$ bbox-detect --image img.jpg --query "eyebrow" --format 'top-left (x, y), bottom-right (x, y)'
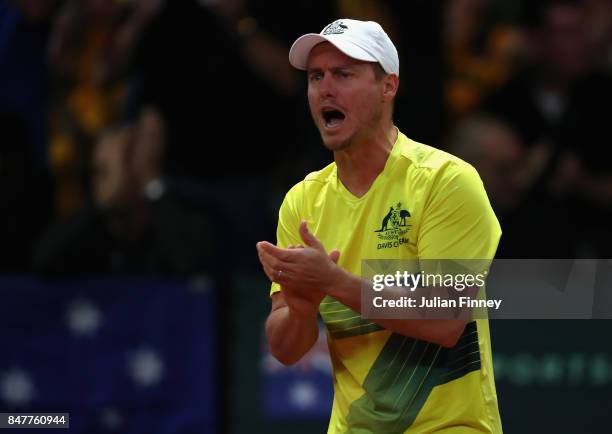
top-left (307, 64), bottom-right (359, 74)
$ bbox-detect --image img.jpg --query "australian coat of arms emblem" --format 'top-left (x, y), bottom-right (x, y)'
top-left (375, 202), bottom-right (411, 248)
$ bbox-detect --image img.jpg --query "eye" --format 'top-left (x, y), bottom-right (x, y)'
top-left (309, 72), bottom-right (323, 82)
top-left (337, 70), bottom-right (352, 79)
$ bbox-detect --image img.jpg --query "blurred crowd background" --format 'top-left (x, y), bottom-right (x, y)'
top-left (2, 0), bottom-right (612, 275)
top-left (1, 0), bottom-right (611, 433)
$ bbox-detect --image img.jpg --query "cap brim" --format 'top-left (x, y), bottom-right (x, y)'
top-left (289, 33), bottom-right (378, 70)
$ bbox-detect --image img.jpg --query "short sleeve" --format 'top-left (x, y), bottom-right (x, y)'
top-left (418, 162), bottom-right (502, 261)
top-left (269, 185), bottom-right (304, 296)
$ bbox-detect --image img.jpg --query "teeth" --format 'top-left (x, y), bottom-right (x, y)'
top-left (323, 110), bottom-right (344, 128)
top-left (327, 117), bottom-right (343, 127)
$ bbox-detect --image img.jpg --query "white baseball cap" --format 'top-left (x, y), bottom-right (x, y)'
top-left (289, 19), bottom-right (399, 76)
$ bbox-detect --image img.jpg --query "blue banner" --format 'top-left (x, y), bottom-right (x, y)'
top-left (0, 277), bottom-right (217, 433)
top-left (261, 324), bottom-right (333, 418)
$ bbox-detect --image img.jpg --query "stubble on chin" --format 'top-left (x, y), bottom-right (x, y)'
top-left (319, 105), bottom-right (382, 152)
top-left (320, 131), bottom-right (354, 152)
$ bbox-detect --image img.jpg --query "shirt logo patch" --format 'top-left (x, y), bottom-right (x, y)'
top-left (322, 21), bottom-right (348, 35)
top-left (375, 202), bottom-right (411, 249)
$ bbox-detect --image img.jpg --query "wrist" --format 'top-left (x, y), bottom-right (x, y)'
top-left (287, 302), bottom-right (319, 323)
top-left (326, 265), bottom-right (349, 297)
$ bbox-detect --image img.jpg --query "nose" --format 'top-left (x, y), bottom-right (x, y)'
top-left (317, 73), bottom-right (336, 99)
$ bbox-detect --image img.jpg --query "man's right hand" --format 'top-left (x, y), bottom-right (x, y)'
top-left (261, 243), bottom-right (339, 365)
top-left (258, 243), bottom-right (340, 318)
top-left (280, 287), bottom-right (324, 319)
top-left (283, 244), bottom-right (325, 317)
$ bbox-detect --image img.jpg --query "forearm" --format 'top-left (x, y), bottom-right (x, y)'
top-left (328, 269), bottom-right (467, 348)
top-left (241, 32), bottom-right (299, 95)
top-left (265, 306), bottom-right (319, 366)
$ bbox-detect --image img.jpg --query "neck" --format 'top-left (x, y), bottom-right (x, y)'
top-left (334, 121), bottom-right (397, 198)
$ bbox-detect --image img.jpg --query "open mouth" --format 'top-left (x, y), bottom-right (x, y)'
top-left (322, 108), bottom-right (346, 129)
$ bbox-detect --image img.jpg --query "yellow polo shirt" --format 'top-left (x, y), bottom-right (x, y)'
top-left (270, 129), bottom-right (502, 433)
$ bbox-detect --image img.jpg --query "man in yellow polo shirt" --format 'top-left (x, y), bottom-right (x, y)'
top-left (256, 19), bottom-right (503, 433)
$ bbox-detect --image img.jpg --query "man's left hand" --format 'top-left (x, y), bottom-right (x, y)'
top-left (256, 221), bottom-right (342, 293)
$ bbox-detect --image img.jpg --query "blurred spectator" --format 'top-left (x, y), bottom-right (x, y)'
top-left (444, 0), bottom-right (526, 121)
top-left (136, 0), bottom-right (308, 183)
top-left (477, 0), bottom-right (612, 258)
top-left (485, 0), bottom-right (589, 147)
top-left (448, 116), bottom-right (528, 212)
top-left (338, 0), bottom-right (446, 144)
top-left (135, 0), bottom-right (336, 269)
top-left (0, 0), bottom-right (59, 271)
top-left (47, 0), bottom-right (162, 216)
top-left (481, 0), bottom-right (596, 258)
top-left (32, 106), bottom-right (213, 275)
top-left (560, 71), bottom-right (612, 257)
top-left (583, 0), bottom-right (612, 71)
top-left (0, 113), bottom-right (53, 272)
top-left (0, 0), bottom-right (61, 165)
top-left (446, 115), bottom-right (543, 257)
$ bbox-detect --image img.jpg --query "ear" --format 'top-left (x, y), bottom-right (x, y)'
top-left (382, 74), bottom-right (399, 102)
